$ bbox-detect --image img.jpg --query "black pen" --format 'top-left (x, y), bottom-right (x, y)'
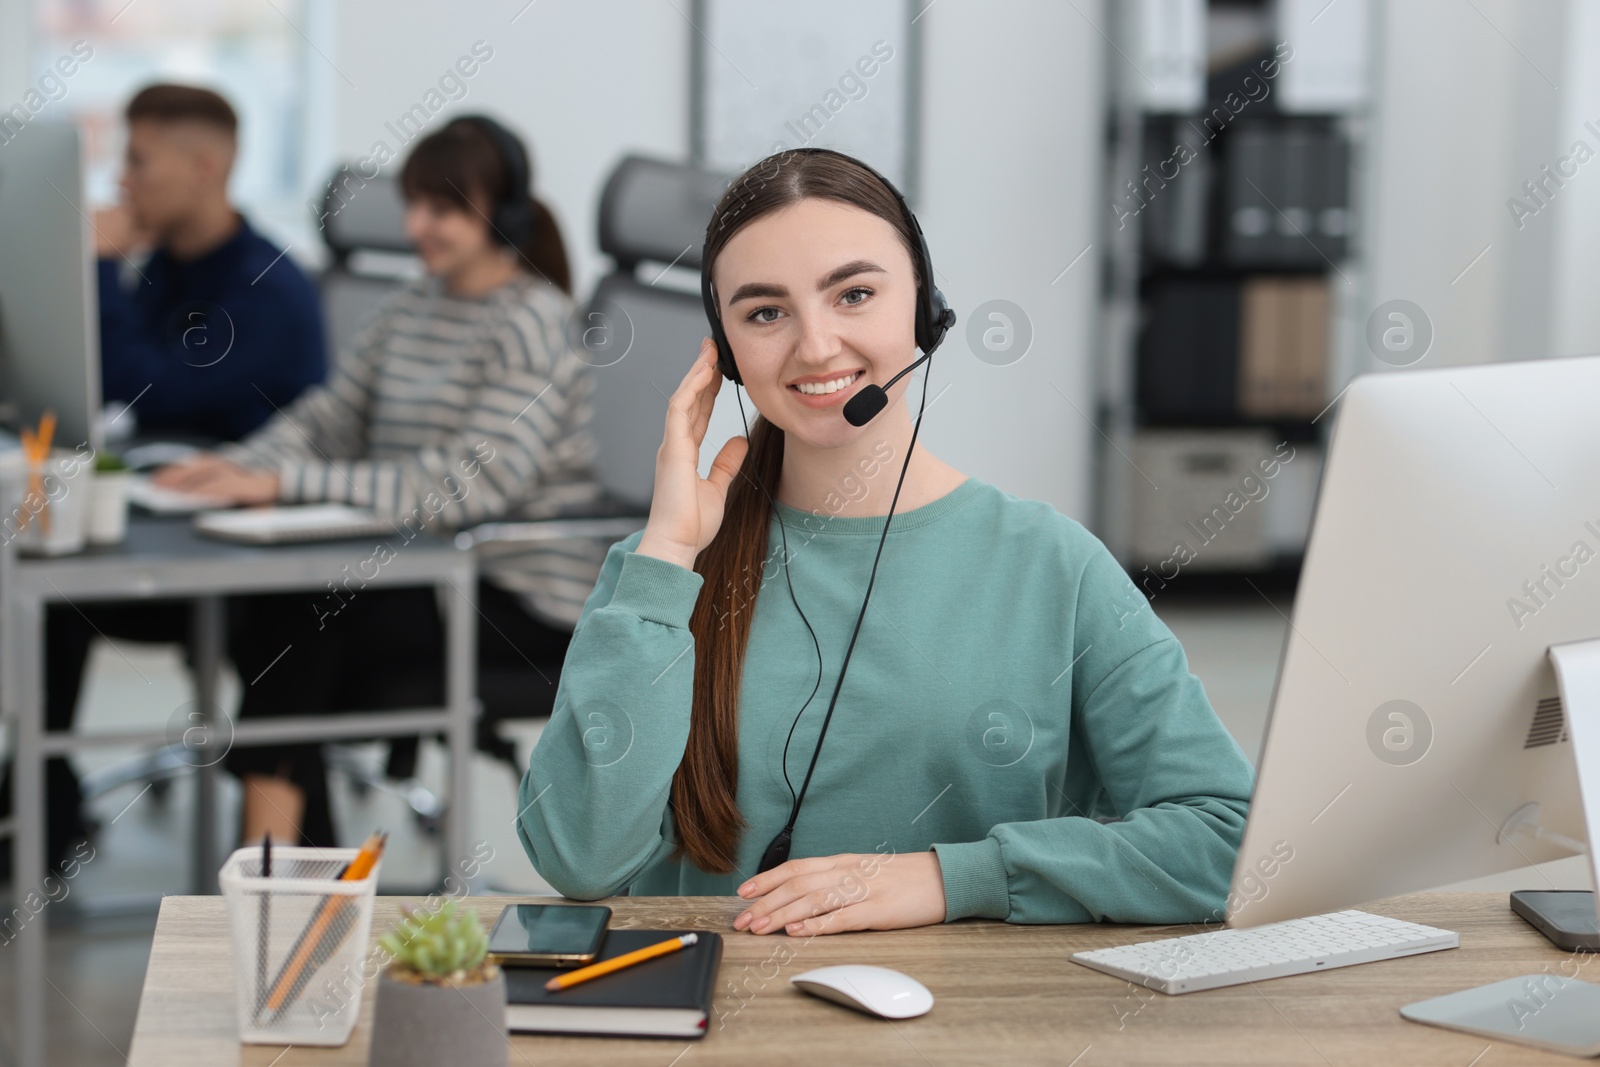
top-left (255, 832), bottom-right (272, 1022)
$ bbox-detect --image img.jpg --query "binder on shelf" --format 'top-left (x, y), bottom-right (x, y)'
top-left (1137, 277), bottom-right (1242, 421)
top-left (1275, 0), bottom-right (1371, 113)
top-left (1311, 132), bottom-right (1352, 260)
top-left (1237, 276), bottom-right (1329, 418)
top-left (1225, 124), bottom-right (1277, 264)
top-left (1127, 0), bottom-right (1207, 111)
top-left (1223, 120), bottom-right (1350, 268)
top-left (1239, 277), bottom-right (1287, 417)
top-left (1277, 125), bottom-right (1315, 262)
top-left (1140, 117), bottom-right (1210, 266)
top-left (1289, 277), bottom-right (1330, 414)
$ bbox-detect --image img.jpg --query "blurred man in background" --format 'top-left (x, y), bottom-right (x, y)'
top-left (93, 82), bottom-right (326, 439)
top-left (0, 84), bottom-right (328, 878)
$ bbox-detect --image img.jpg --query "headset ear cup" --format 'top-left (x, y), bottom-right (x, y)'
top-left (458, 115), bottom-right (536, 248)
top-left (494, 199), bottom-right (536, 249)
top-left (927, 288), bottom-right (954, 353)
top-left (916, 287), bottom-right (953, 355)
top-left (701, 250), bottom-right (741, 384)
top-left (717, 340), bottom-right (741, 385)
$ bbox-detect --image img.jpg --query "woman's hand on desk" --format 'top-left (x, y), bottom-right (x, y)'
top-left (152, 455), bottom-right (280, 506)
top-left (636, 339), bottom-right (749, 570)
top-left (732, 851), bottom-right (947, 937)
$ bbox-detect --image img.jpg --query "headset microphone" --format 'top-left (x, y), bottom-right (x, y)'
top-left (842, 351), bottom-right (933, 427)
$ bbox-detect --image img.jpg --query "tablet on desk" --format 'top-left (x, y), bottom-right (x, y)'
top-left (193, 504), bottom-right (398, 544)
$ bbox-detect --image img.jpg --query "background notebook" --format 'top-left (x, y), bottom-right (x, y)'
top-left (502, 929), bottom-right (723, 1038)
top-left (192, 503), bottom-right (397, 544)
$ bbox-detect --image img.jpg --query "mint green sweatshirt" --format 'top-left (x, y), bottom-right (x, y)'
top-left (516, 477), bottom-right (1256, 924)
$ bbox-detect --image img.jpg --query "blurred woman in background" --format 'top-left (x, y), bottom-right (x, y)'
top-left (156, 116), bottom-right (608, 846)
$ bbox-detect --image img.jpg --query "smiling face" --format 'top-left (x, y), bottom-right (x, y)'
top-left (712, 197), bottom-right (919, 448)
top-left (403, 193), bottom-right (499, 278)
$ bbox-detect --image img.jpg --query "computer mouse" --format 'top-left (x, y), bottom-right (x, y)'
top-left (790, 965), bottom-right (934, 1019)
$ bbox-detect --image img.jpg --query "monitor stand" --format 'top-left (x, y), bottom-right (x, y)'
top-left (1399, 637), bottom-right (1600, 1057)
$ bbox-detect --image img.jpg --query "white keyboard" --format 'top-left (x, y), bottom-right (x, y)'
top-left (1071, 909), bottom-right (1459, 994)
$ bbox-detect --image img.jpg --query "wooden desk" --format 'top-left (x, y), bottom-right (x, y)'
top-left (127, 892), bottom-right (1596, 1065)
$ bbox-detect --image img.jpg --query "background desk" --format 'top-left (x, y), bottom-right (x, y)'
top-left (0, 515), bottom-right (478, 1067)
top-left (128, 892), bottom-right (1594, 1066)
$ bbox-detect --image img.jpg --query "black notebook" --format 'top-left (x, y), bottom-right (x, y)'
top-left (503, 929), bottom-right (723, 1038)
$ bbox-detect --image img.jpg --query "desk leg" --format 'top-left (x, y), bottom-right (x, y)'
top-left (443, 568), bottom-right (475, 886)
top-left (10, 591), bottom-right (46, 1067)
top-left (191, 597), bottom-right (223, 894)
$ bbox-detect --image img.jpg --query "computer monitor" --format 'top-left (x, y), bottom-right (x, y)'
top-left (1228, 353), bottom-right (1600, 932)
top-left (0, 122), bottom-right (102, 451)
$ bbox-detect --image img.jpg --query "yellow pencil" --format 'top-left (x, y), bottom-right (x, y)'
top-left (545, 932), bottom-right (698, 992)
top-left (264, 830), bottom-right (387, 1016)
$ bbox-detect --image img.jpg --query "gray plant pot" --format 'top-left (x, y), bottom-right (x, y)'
top-left (368, 968), bottom-right (507, 1067)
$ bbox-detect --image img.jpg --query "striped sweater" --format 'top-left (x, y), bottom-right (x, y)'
top-left (221, 273), bottom-right (610, 627)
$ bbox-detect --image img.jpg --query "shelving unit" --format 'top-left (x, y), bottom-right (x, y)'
top-left (1094, 0), bottom-right (1371, 590)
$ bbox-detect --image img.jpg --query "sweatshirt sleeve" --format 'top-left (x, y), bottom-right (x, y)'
top-left (515, 531), bottom-right (707, 900)
top-left (219, 328), bottom-right (377, 472)
top-left (229, 296), bottom-right (575, 527)
top-left (932, 544), bottom-right (1256, 925)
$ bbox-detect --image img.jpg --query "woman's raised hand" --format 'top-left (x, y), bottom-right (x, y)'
top-left (635, 339), bottom-right (750, 570)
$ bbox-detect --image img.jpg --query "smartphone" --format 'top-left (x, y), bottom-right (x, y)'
top-left (1510, 890), bottom-right (1600, 952)
top-left (487, 903), bottom-right (611, 966)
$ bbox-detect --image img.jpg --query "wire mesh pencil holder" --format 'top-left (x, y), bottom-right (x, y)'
top-left (219, 846), bottom-right (382, 1046)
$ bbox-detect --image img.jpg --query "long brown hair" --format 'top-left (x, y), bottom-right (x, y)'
top-left (672, 150), bottom-right (924, 873)
top-left (399, 118), bottom-right (572, 295)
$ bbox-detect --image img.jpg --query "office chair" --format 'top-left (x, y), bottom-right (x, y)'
top-left (316, 164), bottom-right (419, 360)
top-left (459, 153), bottom-right (734, 764)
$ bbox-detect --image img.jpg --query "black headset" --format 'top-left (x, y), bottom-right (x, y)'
top-left (697, 148), bottom-right (957, 873)
top-left (454, 114), bottom-right (539, 249)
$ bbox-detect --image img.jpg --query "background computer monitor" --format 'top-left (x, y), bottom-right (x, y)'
top-left (1229, 354), bottom-right (1600, 929)
top-left (0, 122), bottom-right (102, 451)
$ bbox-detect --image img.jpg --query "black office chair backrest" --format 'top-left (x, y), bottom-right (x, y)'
top-left (315, 168), bottom-right (417, 361)
top-left (582, 155), bottom-right (732, 507)
top-left (597, 155), bottom-right (729, 271)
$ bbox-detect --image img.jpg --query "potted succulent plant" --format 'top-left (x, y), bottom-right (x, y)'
top-left (368, 900), bottom-right (507, 1067)
top-left (87, 450), bottom-right (133, 546)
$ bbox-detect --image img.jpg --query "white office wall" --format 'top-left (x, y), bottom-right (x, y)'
top-left (913, 0), bottom-right (1104, 520)
top-left (326, 0), bottom-right (690, 298)
top-left (1358, 0), bottom-right (1580, 371)
top-left (690, 1), bottom-right (1104, 522)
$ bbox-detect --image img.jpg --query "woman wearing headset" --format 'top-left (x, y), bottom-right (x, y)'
top-left (517, 149), bottom-right (1255, 935)
top-left (156, 117), bottom-right (605, 847)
